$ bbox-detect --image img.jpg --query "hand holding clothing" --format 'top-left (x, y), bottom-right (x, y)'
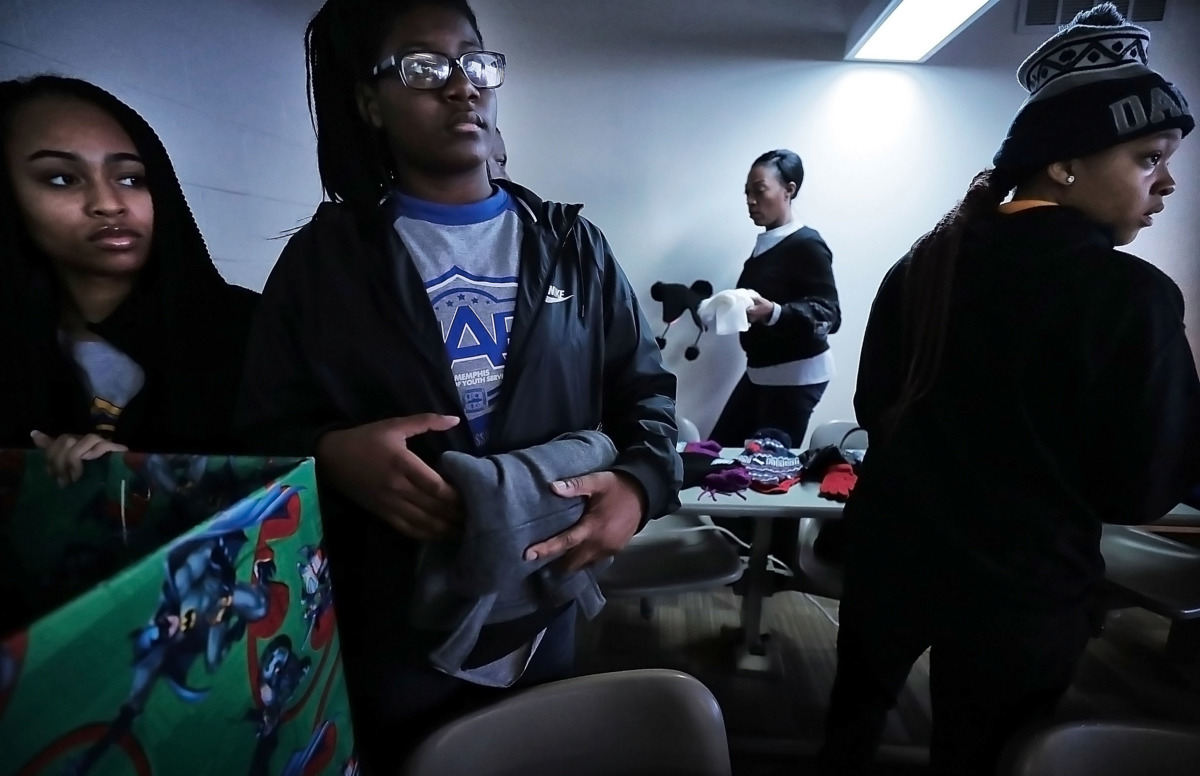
top-left (524, 470), bottom-right (647, 572)
top-left (315, 413), bottom-right (463, 540)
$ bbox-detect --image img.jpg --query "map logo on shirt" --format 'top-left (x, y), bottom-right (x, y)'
top-left (425, 267), bottom-right (517, 445)
top-left (391, 185), bottom-right (523, 450)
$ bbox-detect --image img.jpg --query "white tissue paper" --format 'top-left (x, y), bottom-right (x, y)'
top-left (697, 288), bottom-right (757, 335)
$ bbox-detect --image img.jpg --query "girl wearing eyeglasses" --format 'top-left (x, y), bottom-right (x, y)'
top-left (0, 76), bottom-right (257, 481)
top-left (237, 1), bottom-right (681, 768)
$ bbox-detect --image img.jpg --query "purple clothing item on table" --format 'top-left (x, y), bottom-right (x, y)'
top-left (700, 465), bottom-right (751, 501)
top-left (683, 439), bottom-right (723, 457)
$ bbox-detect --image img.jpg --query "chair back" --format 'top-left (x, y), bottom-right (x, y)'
top-left (678, 417), bottom-right (702, 443)
top-left (1006, 721), bottom-right (1200, 776)
top-left (403, 669), bottom-right (733, 776)
top-left (807, 420), bottom-right (867, 452)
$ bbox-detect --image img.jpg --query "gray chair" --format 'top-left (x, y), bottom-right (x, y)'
top-left (1005, 720), bottom-right (1200, 776)
top-left (1098, 525), bottom-right (1200, 660)
top-left (597, 417), bottom-right (744, 618)
top-left (678, 416), bottom-right (701, 444)
top-left (794, 514), bottom-right (845, 599)
top-left (402, 669), bottom-right (733, 776)
top-left (807, 419), bottom-right (867, 452)
top-left (597, 514), bottom-right (746, 617)
top-left (789, 420), bottom-right (866, 600)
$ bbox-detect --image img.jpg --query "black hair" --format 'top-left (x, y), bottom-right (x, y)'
top-left (0, 75), bottom-right (214, 289)
top-left (305, 0), bottom-right (483, 211)
top-left (885, 168), bottom-right (1016, 431)
top-left (0, 75), bottom-right (233, 445)
top-left (752, 149), bottom-right (804, 199)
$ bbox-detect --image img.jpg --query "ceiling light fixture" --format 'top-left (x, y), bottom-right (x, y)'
top-left (847, 0), bottom-right (1003, 63)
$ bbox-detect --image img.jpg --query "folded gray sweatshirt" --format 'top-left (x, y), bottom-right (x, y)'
top-left (411, 430), bottom-right (618, 675)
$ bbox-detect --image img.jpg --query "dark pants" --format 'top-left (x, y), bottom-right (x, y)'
top-left (710, 376), bottom-right (827, 567)
top-left (348, 607), bottom-right (577, 776)
top-left (818, 574), bottom-right (1092, 776)
top-left (710, 374), bottom-right (827, 450)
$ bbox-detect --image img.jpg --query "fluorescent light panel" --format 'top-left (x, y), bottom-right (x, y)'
top-left (849, 0), bottom-right (1001, 63)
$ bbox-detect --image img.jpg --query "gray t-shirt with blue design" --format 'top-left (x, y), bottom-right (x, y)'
top-left (391, 188), bottom-right (521, 451)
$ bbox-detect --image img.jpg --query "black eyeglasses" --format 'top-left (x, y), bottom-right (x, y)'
top-left (372, 50), bottom-right (506, 90)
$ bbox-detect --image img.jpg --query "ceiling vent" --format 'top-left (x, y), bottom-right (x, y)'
top-left (1017, 0), bottom-right (1169, 32)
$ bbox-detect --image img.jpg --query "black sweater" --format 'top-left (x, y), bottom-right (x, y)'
top-left (847, 206), bottom-right (1200, 611)
top-left (0, 247), bottom-right (257, 454)
top-left (735, 227), bottom-right (840, 368)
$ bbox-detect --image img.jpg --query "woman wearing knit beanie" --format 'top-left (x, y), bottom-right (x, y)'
top-left (819, 5), bottom-right (1200, 774)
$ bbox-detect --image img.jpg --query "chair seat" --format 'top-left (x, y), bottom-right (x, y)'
top-left (790, 517), bottom-right (844, 600)
top-left (598, 516), bottom-right (744, 598)
top-left (1007, 720), bottom-right (1200, 776)
top-left (1100, 525), bottom-right (1200, 620)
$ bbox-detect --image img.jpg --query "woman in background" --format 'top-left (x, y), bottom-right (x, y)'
top-left (710, 148), bottom-right (840, 566)
top-left (710, 149), bottom-right (840, 451)
top-left (820, 6), bottom-right (1200, 774)
top-left (0, 76), bottom-right (257, 482)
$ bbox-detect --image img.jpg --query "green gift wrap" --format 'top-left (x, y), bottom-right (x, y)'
top-left (0, 451), bottom-right (358, 775)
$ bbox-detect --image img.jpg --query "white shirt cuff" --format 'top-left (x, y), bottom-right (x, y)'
top-left (766, 303), bottom-right (783, 326)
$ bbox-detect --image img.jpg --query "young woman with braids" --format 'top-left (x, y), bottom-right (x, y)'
top-left (235, 0), bottom-right (680, 769)
top-left (0, 76), bottom-right (257, 483)
top-left (820, 6), bottom-right (1200, 775)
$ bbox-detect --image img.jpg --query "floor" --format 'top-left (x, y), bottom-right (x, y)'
top-left (575, 585), bottom-right (1200, 775)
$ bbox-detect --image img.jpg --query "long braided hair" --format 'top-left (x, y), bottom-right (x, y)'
top-left (0, 75), bottom-right (233, 445)
top-left (0, 75), bottom-right (219, 296)
top-left (304, 0), bottom-right (483, 212)
top-left (884, 168), bottom-right (1017, 431)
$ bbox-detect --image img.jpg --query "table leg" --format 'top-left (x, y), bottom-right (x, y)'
top-left (740, 516), bottom-right (774, 657)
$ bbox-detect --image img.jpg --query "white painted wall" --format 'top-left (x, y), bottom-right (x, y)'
top-left (475, 0), bottom-right (1200, 440)
top-left (3, 0), bottom-right (1197, 442)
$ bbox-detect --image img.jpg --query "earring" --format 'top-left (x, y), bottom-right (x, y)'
top-left (1065, 174), bottom-right (1075, 185)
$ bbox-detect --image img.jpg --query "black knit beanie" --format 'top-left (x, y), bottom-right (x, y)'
top-left (992, 3), bottom-right (1192, 184)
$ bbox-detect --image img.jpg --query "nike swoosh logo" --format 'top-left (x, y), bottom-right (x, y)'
top-left (545, 295), bottom-right (574, 304)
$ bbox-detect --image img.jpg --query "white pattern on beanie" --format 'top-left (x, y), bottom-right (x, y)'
top-left (1018, 5), bottom-right (1153, 104)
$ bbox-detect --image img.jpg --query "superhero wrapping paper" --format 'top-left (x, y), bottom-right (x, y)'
top-left (0, 451), bottom-right (358, 776)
